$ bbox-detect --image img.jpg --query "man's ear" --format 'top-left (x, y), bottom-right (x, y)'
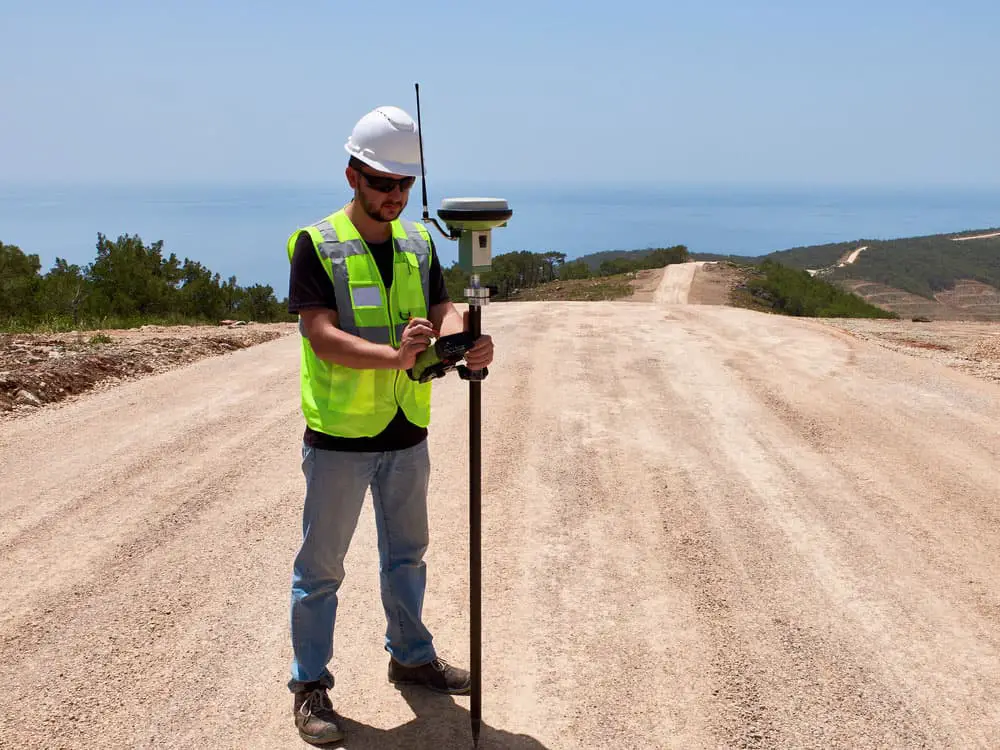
top-left (345, 165), bottom-right (358, 189)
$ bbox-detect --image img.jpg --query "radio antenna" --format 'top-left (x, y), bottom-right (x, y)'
top-left (414, 82), bottom-right (452, 239)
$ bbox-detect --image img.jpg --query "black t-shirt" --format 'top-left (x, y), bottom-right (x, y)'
top-left (287, 227), bottom-right (450, 452)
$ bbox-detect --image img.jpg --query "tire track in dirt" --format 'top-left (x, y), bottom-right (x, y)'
top-left (611, 309), bottom-right (931, 748)
top-left (530, 304), bottom-right (713, 747)
top-left (677, 306), bottom-right (1000, 747)
top-left (475, 302), bottom-right (565, 743)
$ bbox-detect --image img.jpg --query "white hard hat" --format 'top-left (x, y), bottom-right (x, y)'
top-left (344, 105), bottom-right (423, 177)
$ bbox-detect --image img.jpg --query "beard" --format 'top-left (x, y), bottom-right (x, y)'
top-left (357, 189), bottom-right (406, 223)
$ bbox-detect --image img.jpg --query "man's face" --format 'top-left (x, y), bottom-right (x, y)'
top-left (347, 163), bottom-right (415, 223)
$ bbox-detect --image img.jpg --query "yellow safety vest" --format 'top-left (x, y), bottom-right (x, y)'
top-left (286, 209), bottom-right (434, 438)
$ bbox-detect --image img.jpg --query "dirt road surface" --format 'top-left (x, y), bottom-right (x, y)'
top-left (3, 265), bottom-right (1000, 749)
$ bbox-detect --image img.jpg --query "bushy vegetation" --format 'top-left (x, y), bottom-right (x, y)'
top-left (4, 232), bottom-right (687, 332)
top-left (736, 260), bottom-right (897, 318)
top-left (1, 235), bottom-right (294, 333)
top-left (572, 245), bottom-right (690, 274)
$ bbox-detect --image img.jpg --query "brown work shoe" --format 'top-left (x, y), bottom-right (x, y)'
top-left (293, 685), bottom-right (345, 745)
top-left (387, 656), bottom-right (472, 695)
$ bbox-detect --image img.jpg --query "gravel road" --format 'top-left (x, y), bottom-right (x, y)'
top-left (2, 264), bottom-right (1000, 749)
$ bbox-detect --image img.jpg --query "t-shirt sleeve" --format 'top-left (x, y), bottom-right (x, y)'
top-left (428, 237), bottom-right (450, 306)
top-left (288, 230), bottom-right (337, 314)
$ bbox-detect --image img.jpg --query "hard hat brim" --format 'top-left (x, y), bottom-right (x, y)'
top-left (344, 144), bottom-right (424, 178)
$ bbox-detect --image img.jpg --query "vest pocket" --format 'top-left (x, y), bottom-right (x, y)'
top-left (328, 366), bottom-right (376, 415)
top-left (350, 282), bottom-right (383, 309)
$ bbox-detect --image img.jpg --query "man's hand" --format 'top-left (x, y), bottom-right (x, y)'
top-left (396, 317), bottom-right (438, 370)
top-left (462, 310), bottom-right (495, 371)
top-left (465, 333), bottom-right (494, 371)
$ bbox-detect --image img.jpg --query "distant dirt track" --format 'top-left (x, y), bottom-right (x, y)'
top-left (654, 260), bottom-right (707, 304)
top-left (2, 266), bottom-right (1000, 749)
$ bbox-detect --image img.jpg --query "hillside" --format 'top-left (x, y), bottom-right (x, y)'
top-left (759, 228), bottom-right (1000, 320)
top-left (729, 260), bottom-right (896, 319)
top-left (767, 228), bottom-right (1000, 294)
top-left (578, 226), bottom-right (1000, 320)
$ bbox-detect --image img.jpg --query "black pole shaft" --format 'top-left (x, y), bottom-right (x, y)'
top-left (469, 300), bottom-right (482, 748)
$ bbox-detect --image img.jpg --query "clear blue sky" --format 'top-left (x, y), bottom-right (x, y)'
top-left (2, 0), bottom-right (998, 188)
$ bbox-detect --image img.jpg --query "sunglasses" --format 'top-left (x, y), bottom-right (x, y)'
top-left (356, 169), bottom-right (416, 194)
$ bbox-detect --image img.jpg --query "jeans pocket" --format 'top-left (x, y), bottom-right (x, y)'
top-left (301, 444), bottom-right (315, 478)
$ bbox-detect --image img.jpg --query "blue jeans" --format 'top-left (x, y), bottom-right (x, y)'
top-left (288, 440), bottom-right (436, 692)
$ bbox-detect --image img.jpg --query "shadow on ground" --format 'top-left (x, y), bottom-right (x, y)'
top-left (321, 685), bottom-right (552, 749)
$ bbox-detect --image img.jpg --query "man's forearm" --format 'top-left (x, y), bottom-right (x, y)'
top-left (434, 303), bottom-right (465, 336)
top-left (307, 326), bottom-right (400, 370)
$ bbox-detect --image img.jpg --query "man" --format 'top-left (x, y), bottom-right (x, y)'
top-left (284, 104), bottom-right (494, 745)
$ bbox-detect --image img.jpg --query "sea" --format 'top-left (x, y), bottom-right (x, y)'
top-left (1, 181), bottom-right (998, 298)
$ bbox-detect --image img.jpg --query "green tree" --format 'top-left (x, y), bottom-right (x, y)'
top-left (541, 251), bottom-right (566, 282)
top-left (0, 241), bottom-right (42, 320)
top-left (559, 259), bottom-right (591, 280)
top-left (238, 283), bottom-right (281, 321)
top-left (646, 245), bottom-right (690, 267)
top-left (221, 275), bottom-right (243, 316)
top-left (443, 263), bottom-right (468, 302)
top-left (482, 253), bottom-right (521, 298)
top-left (177, 259), bottom-right (226, 320)
top-left (39, 258), bottom-right (90, 325)
top-left (2, 232), bottom-right (303, 331)
top-left (86, 233), bottom-right (175, 318)
top-left (599, 258), bottom-right (635, 276)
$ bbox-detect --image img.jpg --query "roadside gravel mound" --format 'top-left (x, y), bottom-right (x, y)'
top-left (0, 323), bottom-right (294, 418)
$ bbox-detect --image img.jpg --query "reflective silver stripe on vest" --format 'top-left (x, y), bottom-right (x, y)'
top-left (311, 219), bottom-right (431, 345)
top-left (395, 221), bottom-right (431, 343)
top-left (319, 237), bottom-right (367, 338)
top-left (314, 218), bottom-right (336, 242)
top-left (397, 219), bottom-right (432, 305)
top-left (353, 326), bottom-right (392, 344)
